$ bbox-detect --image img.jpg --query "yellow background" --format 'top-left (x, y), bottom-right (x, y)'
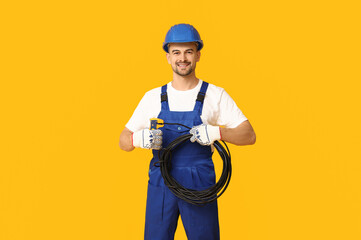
top-left (1, 0), bottom-right (360, 239)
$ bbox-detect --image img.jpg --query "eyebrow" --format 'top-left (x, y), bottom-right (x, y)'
top-left (171, 48), bottom-right (195, 53)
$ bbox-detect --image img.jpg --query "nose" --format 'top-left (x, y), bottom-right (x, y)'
top-left (180, 53), bottom-right (187, 62)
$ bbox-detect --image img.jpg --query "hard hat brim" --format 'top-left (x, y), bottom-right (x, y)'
top-left (163, 40), bottom-right (203, 53)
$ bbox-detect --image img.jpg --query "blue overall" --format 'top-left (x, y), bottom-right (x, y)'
top-left (144, 81), bottom-right (220, 240)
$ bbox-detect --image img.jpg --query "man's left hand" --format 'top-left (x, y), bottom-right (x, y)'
top-left (189, 124), bottom-right (221, 146)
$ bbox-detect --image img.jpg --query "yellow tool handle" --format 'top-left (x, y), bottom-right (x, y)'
top-left (149, 118), bottom-right (164, 130)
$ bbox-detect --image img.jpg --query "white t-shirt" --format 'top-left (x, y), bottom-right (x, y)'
top-left (125, 80), bottom-right (248, 133)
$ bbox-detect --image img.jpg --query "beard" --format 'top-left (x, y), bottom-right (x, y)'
top-left (172, 63), bottom-right (195, 76)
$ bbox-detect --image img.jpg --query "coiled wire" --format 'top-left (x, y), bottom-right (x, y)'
top-left (157, 128), bottom-right (232, 206)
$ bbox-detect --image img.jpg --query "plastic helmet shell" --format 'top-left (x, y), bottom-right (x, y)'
top-left (163, 24), bottom-right (203, 53)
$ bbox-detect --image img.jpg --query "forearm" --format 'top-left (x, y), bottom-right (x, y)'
top-left (220, 120), bottom-right (256, 146)
top-left (119, 128), bottom-right (135, 152)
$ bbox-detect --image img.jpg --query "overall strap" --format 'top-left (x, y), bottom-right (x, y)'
top-left (194, 81), bottom-right (209, 115)
top-left (160, 84), bottom-right (169, 111)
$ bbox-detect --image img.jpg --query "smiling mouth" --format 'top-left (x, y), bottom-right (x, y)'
top-left (177, 62), bottom-right (190, 68)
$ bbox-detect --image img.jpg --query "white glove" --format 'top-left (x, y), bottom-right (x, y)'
top-left (132, 129), bottom-right (163, 150)
top-left (189, 124), bottom-right (221, 146)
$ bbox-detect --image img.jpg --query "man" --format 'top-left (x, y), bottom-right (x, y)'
top-left (119, 23), bottom-right (256, 240)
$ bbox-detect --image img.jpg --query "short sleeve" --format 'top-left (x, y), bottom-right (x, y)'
top-left (216, 90), bottom-right (248, 128)
top-left (125, 92), bottom-right (153, 133)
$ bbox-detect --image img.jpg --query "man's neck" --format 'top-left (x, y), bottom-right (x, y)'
top-left (171, 73), bottom-right (199, 91)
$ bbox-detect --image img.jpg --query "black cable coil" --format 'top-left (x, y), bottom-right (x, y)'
top-left (157, 132), bottom-right (232, 206)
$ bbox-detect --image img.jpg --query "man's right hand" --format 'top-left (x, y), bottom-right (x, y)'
top-left (132, 129), bottom-right (163, 150)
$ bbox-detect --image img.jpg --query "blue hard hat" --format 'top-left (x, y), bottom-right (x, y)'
top-left (163, 24), bottom-right (203, 53)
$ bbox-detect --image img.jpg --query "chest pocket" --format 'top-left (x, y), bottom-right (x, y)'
top-left (160, 120), bottom-right (194, 147)
top-left (161, 121), bottom-right (212, 157)
top-left (163, 124), bottom-right (190, 134)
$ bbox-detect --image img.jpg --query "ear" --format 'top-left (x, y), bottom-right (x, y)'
top-left (196, 51), bottom-right (201, 62)
top-left (166, 53), bottom-right (171, 64)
